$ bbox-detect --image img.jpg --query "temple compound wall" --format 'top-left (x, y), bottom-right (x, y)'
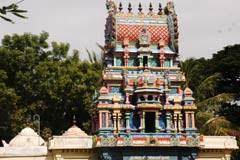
top-left (0, 127), bottom-right (238, 160)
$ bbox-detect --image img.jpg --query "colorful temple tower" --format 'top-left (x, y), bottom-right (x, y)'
top-left (94, 1), bottom-right (200, 159)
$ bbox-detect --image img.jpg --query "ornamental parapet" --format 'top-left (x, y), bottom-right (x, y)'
top-left (137, 103), bottom-right (163, 109)
top-left (164, 105), bottom-right (182, 110)
top-left (109, 66), bottom-right (181, 71)
top-left (168, 73), bottom-right (186, 82)
top-left (135, 87), bottom-right (163, 94)
top-left (97, 103), bottom-right (135, 110)
top-left (183, 105), bottom-right (197, 110)
top-left (48, 136), bottom-right (93, 150)
top-left (103, 72), bottom-right (123, 80)
top-left (94, 133), bottom-right (201, 148)
top-left (103, 67), bottom-right (185, 82)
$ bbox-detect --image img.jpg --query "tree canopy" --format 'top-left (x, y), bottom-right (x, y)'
top-left (181, 45), bottom-right (240, 102)
top-left (181, 44), bottom-right (240, 159)
top-left (0, 32), bottom-right (102, 141)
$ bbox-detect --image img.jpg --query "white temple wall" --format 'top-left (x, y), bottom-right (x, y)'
top-left (0, 157), bottom-right (47, 160)
top-left (197, 150), bottom-right (231, 160)
top-left (50, 149), bottom-right (92, 160)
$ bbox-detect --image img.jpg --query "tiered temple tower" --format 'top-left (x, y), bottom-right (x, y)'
top-left (94, 1), bottom-right (200, 159)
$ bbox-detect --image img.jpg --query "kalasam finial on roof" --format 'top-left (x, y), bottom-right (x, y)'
top-left (138, 3), bottom-right (143, 13)
top-left (128, 2), bottom-right (132, 13)
top-left (118, 2), bottom-right (123, 12)
top-left (149, 2), bottom-right (153, 12)
top-left (72, 115), bottom-right (77, 126)
top-left (158, 3), bottom-right (163, 15)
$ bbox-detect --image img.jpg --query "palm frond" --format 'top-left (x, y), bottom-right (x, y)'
top-left (96, 42), bottom-right (105, 52)
top-left (92, 51), bottom-right (97, 63)
top-left (197, 93), bottom-right (235, 112)
top-left (86, 49), bottom-right (93, 63)
top-left (12, 12), bottom-right (27, 19)
top-left (0, 15), bottom-right (13, 23)
top-left (0, 0), bottom-right (27, 23)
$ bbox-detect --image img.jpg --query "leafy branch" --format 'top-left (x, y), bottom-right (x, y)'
top-left (0, 0), bottom-right (27, 23)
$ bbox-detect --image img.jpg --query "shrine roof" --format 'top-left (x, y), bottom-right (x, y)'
top-left (62, 125), bottom-right (88, 137)
top-left (0, 127), bottom-right (47, 157)
top-left (48, 119), bottom-right (92, 150)
top-left (115, 13), bottom-right (170, 44)
top-left (8, 127), bottom-right (45, 147)
top-left (105, 1), bottom-right (179, 53)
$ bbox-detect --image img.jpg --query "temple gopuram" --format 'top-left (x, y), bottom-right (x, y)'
top-left (0, 1), bottom-right (238, 160)
top-left (94, 1), bottom-right (199, 159)
top-left (92, 0), bottom-right (239, 159)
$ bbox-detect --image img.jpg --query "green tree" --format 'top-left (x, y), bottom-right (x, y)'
top-left (181, 58), bottom-right (211, 100)
top-left (0, 32), bottom-right (101, 141)
top-left (0, 70), bottom-right (19, 141)
top-left (210, 45), bottom-right (240, 94)
top-left (181, 44), bottom-right (240, 159)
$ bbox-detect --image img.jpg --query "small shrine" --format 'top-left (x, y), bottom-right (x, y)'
top-left (0, 127), bottom-right (47, 160)
top-left (48, 117), bottom-right (93, 160)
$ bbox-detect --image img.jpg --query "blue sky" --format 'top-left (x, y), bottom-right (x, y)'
top-left (1, 0), bottom-right (240, 59)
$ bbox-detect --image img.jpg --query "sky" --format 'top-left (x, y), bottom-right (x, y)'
top-left (1, 0), bottom-right (240, 59)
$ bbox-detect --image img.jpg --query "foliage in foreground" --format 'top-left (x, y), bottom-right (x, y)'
top-left (0, 32), bottom-right (102, 141)
top-left (0, 1), bottom-right (27, 23)
top-left (181, 44), bottom-right (240, 159)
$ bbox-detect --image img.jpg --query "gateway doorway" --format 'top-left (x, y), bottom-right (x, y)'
top-left (143, 56), bottom-right (148, 67)
top-left (145, 112), bottom-right (155, 133)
